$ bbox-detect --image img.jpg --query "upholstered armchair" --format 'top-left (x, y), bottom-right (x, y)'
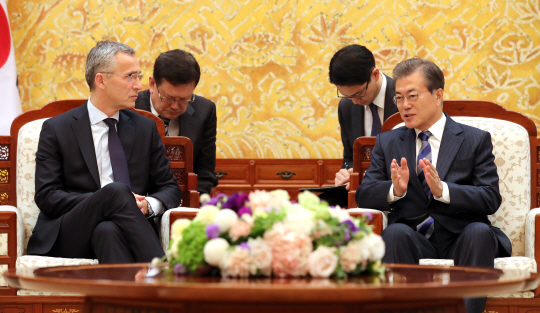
top-left (348, 100), bottom-right (540, 308)
top-left (0, 100), bottom-right (198, 303)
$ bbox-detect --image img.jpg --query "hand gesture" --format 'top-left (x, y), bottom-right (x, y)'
top-left (419, 158), bottom-right (443, 198)
top-left (133, 193), bottom-right (149, 215)
top-left (391, 158), bottom-right (409, 197)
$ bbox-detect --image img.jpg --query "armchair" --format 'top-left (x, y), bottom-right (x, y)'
top-left (349, 100), bottom-right (540, 308)
top-left (0, 100), bottom-right (198, 308)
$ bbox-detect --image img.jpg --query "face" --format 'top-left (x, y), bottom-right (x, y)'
top-left (335, 68), bottom-right (380, 106)
top-left (149, 77), bottom-right (196, 119)
top-left (100, 52), bottom-right (142, 111)
top-left (395, 70), bottom-right (443, 131)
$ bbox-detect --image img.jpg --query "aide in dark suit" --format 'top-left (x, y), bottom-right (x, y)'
top-left (27, 41), bottom-right (181, 264)
top-left (356, 58), bottom-right (510, 313)
top-left (321, 45), bottom-right (398, 207)
top-left (134, 49), bottom-right (217, 195)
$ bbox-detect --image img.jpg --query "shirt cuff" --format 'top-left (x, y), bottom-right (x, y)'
top-left (146, 197), bottom-right (164, 217)
top-left (434, 182), bottom-right (450, 204)
top-left (388, 184), bottom-right (406, 203)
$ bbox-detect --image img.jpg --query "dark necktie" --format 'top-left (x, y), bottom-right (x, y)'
top-left (417, 130), bottom-right (434, 238)
top-left (369, 103), bottom-right (381, 136)
top-left (159, 116), bottom-right (170, 136)
top-left (103, 118), bottom-right (131, 188)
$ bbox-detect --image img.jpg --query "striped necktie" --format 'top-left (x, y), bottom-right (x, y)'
top-left (417, 130), bottom-right (434, 238)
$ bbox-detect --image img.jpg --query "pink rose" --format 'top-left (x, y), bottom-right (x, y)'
top-left (247, 237), bottom-right (273, 276)
top-left (229, 214), bottom-right (254, 241)
top-left (249, 190), bottom-right (288, 213)
top-left (340, 239), bottom-right (370, 272)
top-left (219, 246), bottom-right (256, 278)
top-left (308, 246), bottom-right (338, 278)
top-left (264, 223), bottom-right (312, 277)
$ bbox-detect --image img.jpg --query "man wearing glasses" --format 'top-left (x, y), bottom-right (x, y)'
top-left (28, 41), bottom-right (181, 263)
top-left (135, 49), bottom-right (218, 196)
top-left (320, 44), bottom-right (398, 207)
top-left (356, 58), bottom-right (510, 313)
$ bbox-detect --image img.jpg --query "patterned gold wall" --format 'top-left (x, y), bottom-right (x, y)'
top-left (7, 0), bottom-right (540, 159)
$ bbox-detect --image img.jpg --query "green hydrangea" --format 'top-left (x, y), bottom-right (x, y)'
top-left (173, 221), bottom-right (208, 272)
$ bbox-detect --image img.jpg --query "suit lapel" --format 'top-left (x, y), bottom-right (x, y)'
top-left (437, 115), bottom-right (464, 181)
top-left (179, 103), bottom-right (195, 137)
top-left (118, 110), bottom-right (136, 163)
top-left (399, 128), bottom-right (425, 197)
top-left (71, 103), bottom-right (100, 188)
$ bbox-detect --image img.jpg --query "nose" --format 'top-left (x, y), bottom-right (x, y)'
top-left (351, 97), bottom-right (362, 105)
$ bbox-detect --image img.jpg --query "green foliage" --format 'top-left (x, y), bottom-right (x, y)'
top-left (250, 209), bottom-right (286, 238)
top-left (172, 221), bottom-right (208, 273)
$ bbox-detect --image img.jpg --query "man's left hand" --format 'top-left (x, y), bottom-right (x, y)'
top-left (419, 158), bottom-right (443, 198)
top-left (133, 193), bottom-right (149, 215)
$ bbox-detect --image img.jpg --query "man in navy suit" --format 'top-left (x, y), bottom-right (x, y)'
top-left (319, 45), bottom-right (398, 207)
top-left (356, 58), bottom-right (511, 313)
top-left (27, 41), bottom-right (181, 263)
top-left (135, 49), bottom-right (218, 195)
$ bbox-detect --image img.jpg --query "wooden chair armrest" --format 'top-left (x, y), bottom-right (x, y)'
top-left (348, 209), bottom-right (384, 236)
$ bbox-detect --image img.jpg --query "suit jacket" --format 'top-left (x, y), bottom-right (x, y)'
top-left (355, 114), bottom-right (511, 256)
top-left (135, 90), bottom-right (218, 195)
top-left (338, 74), bottom-right (398, 169)
top-left (28, 103), bottom-right (181, 255)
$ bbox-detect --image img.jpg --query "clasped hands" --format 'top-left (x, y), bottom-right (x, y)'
top-left (132, 193), bottom-right (149, 215)
top-left (391, 157), bottom-right (443, 198)
top-left (335, 168), bottom-right (354, 190)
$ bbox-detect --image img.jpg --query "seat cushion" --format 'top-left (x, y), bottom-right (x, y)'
top-left (16, 255), bottom-right (98, 296)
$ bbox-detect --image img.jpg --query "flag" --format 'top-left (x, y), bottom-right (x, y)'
top-left (0, 0), bottom-right (21, 136)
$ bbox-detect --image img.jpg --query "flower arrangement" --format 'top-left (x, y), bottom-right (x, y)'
top-left (166, 190), bottom-right (385, 278)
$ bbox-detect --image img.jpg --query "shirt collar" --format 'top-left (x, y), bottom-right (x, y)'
top-left (87, 98), bottom-right (120, 125)
top-left (414, 113), bottom-right (446, 141)
top-left (371, 73), bottom-right (387, 109)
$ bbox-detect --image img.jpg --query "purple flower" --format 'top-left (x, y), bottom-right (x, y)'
top-left (291, 200), bottom-right (298, 204)
top-left (206, 224), bottom-right (220, 239)
top-left (238, 206), bottom-right (252, 216)
top-left (364, 212), bottom-right (373, 222)
top-left (207, 193), bottom-right (228, 205)
top-left (329, 206), bottom-right (338, 210)
top-left (222, 192), bottom-right (249, 212)
top-left (239, 242), bottom-right (251, 251)
top-left (222, 193), bottom-right (239, 210)
top-left (340, 219), bottom-right (359, 233)
top-left (174, 263), bottom-right (187, 275)
top-left (344, 228), bottom-right (350, 241)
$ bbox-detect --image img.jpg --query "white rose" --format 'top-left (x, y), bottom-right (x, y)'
top-left (167, 237), bottom-right (181, 259)
top-left (170, 218), bottom-right (191, 241)
top-left (248, 237), bottom-right (273, 276)
top-left (213, 209), bottom-right (238, 233)
top-left (194, 205), bottom-right (220, 225)
top-left (283, 204), bottom-right (315, 235)
top-left (204, 238), bottom-right (230, 266)
top-left (365, 233), bottom-right (385, 261)
top-left (308, 246), bottom-right (338, 278)
top-left (329, 208), bottom-right (351, 222)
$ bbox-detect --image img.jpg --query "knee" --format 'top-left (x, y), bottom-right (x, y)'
top-left (382, 223), bottom-right (417, 247)
top-left (93, 221), bottom-right (121, 243)
top-left (98, 183), bottom-right (136, 207)
top-left (462, 222), bottom-right (494, 242)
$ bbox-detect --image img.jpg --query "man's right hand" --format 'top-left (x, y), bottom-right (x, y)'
top-left (335, 168), bottom-right (353, 190)
top-left (391, 158), bottom-right (409, 197)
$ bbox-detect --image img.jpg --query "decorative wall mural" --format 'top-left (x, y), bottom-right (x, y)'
top-left (7, 0), bottom-right (540, 158)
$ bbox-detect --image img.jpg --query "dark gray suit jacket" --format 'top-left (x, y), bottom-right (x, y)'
top-left (337, 74), bottom-right (398, 169)
top-left (355, 114), bottom-right (511, 256)
top-left (135, 90), bottom-right (218, 195)
top-left (28, 103), bottom-right (181, 255)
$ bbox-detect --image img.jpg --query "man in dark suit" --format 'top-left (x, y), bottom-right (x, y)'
top-left (320, 45), bottom-right (398, 207)
top-left (356, 58), bottom-right (511, 313)
top-left (135, 49), bottom-right (217, 195)
top-left (27, 41), bottom-right (181, 263)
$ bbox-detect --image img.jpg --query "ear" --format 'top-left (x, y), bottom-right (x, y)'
top-left (436, 88), bottom-right (444, 107)
top-left (95, 73), bottom-right (107, 90)
top-left (149, 76), bottom-right (156, 93)
top-left (372, 68), bottom-right (380, 82)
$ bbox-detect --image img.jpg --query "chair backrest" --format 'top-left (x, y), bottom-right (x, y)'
top-left (0, 99), bottom-right (198, 253)
top-left (350, 100), bottom-right (539, 257)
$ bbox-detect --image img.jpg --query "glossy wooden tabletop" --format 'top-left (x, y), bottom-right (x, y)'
top-left (4, 264), bottom-right (539, 303)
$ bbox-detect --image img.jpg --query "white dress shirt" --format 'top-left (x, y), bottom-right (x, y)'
top-left (388, 113), bottom-right (450, 203)
top-left (364, 74), bottom-right (387, 136)
top-left (87, 99), bottom-right (162, 216)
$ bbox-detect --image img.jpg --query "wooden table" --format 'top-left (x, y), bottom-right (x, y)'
top-left (4, 264), bottom-right (539, 313)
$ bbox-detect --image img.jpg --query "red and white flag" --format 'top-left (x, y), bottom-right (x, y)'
top-left (0, 0), bottom-right (21, 136)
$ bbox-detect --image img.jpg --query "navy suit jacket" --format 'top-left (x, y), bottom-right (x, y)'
top-left (355, 114), bottom-right (511, 256)
top-left (28, 103), bottom-right (181, 255)
top-left (135, 90), bottom-right (218, 195)
top-left (338, 74), bottom-right (398, 169)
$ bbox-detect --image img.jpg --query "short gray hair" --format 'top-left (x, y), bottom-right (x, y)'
top-left (85, 40), bottom-right (136, 91)
top-left (392, 57), bottom-right (445, 93)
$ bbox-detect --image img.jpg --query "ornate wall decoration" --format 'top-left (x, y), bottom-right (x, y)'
top-left (7, 0), bottom-right (540, 159)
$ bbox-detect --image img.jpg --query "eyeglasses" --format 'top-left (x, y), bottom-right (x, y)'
top-left (337, 80), bottom-right (370, 99)
top-left (393, 90), bottom-right (431, 106)
top-left (157, 87), bottom-right (195, 106)
top-left (102, 72), bottom-right (143, 83)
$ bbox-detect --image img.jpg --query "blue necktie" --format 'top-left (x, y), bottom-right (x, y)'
top-left (103, 118), bottom-right (131, 188)
top-left (417, 131), bottom-right (434, 238)
top-left (369, 103), bottom-right (381, 136)
top-left (159, 116), bottom-right (170, 136)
